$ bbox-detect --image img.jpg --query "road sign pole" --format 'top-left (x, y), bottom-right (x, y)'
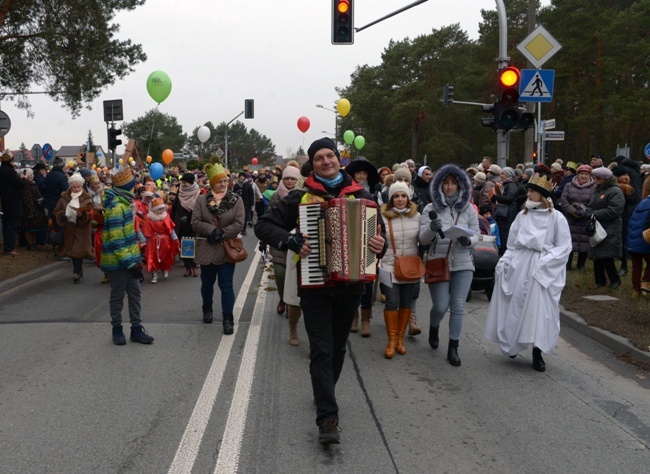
top-left (537, 103), bottom-right (542, 163)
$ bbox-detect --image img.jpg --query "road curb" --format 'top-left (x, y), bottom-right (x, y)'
top-left (0, 261), bottom-right (66, 295)
top-left (560, 306), bottom-right (650, 365)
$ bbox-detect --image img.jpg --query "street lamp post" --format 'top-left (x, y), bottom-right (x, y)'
top-left (315, 104), bottom-right (338, 146)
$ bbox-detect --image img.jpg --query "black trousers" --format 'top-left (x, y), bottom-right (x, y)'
top-left (301, 292), bottom-right (360, 426)
top-left (594, 258), bottom-right (619, 285)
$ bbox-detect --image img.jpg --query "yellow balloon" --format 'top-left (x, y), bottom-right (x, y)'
top-left (337, 98), bottom-right (351, 117)
top-left (92, 164), bottom-right (97, 169)
top-left (68, 161), bottom-right (75, 167)
top-left (129, 156), bottom-right (134, 162)
top-left (119, 158), bottom-right (124, 165)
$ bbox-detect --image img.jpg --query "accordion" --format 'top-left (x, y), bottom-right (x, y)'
top-left (298, 198), bottom-right (378, 288)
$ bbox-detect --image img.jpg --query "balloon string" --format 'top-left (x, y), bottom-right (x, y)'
top-left (145, 105), bottom-right (159, 159)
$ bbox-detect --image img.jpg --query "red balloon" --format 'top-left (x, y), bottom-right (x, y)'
top-left (252, 157), bottom-right (258, 165)
top-left (297, 116), bottom-right (310, 133)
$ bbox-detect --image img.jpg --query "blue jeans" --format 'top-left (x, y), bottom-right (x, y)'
top-left (200, 263), bottom-right (235, 315)
top-left (380, 282), bottom-right (417, 311)
top-left (427, 270), bottom-right (473, 340)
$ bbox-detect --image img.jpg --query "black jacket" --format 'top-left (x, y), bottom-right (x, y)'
top-left (0, 162), bottom-right (26, 219)
top-left (254, 171), bottom-right (384, 296)
top-left (44, 168), bottom-right (69, 210)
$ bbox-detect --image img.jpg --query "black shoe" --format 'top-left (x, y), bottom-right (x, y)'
top-left (592, 283), bottom-right (605, 290)
top-left (223, 314), bottom-right (234, 335)
top-left (73, 273), bottom-right (81, 284)
top-left (532, 347), bottom-right (546, 372)
top-left (203, 312), bottom-right (213, 324)
top-left (241, 231), bottom-right (247, 236)
top-left (112, 325), bottom-right (126, 345)
top-left (447, 339), bottom-right (461, 367)
top-left (428, 326), bottom-right (439, 350)
top-left (130, 324), bottom-right (154, 344)
top-left (248, 221), bottom-right (253, 227)
top-left (318, 419), bottom-right (341, 445)
top-left (608, 280), bottom-right (621, 290)
top-left (618, 268), bottom-right (627, 277)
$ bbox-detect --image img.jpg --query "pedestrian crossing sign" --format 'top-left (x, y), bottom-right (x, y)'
top-left (519, 69), bottom-right (555, 103)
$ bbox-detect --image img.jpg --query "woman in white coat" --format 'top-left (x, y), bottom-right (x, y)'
top-left (419, 164), bottom-right (480, 366)
top-left (379, 181), bottom-right (421, 359)
top-left (484, 169), bottom-right (572, 372)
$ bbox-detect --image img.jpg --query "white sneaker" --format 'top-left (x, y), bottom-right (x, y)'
top-left (163, 271), bottom-right (169, 279)
top-left (151, 273), bottom-right (158, 284)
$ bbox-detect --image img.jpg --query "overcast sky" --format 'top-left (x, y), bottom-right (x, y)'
top-left (4, 0), bottom-right (550, 162)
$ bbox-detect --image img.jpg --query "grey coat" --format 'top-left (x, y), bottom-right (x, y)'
top-left (587, 177), bottom-right (625, 260)
top-left (191, 191), bottom-right (245, 266)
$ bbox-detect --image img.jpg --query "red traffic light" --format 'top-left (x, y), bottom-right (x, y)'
top-left (337, 0), bottom-right (350, 13)
top-left (499, 67), bottom-right (520, 88)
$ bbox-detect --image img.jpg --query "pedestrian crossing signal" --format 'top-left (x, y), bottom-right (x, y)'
top-left (332, 0), bottom-right (353, 45)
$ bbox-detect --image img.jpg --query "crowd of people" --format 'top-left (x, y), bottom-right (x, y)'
top-left (1, 142), bottom-right (650, 446)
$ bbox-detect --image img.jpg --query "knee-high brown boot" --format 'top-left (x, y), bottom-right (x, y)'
top-left (360, 308), bottom-right (372, 337)
top-left (287, 304), bottom-right (302, 346)
top-left (395, 308), bottom-right (412, 355)
top-left (384, 310), bottom-right (399, 359)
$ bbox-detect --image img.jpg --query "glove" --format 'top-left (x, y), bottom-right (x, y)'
top-left (429, 219), bottom-right (442, 232)
top-left (128, 264), bottom-right (144, 282)
top-left (490, 193), bottom-right (498, 203)
top-left (457, 236), bottom-right (471, 247)
top-left (258, 241), bottom-right (267, 253)
top-left (584, 208), bottom-right (594, 219)
top-left (207, 228), bottom-right (225, 244)
top-left (282, 233), bottom-right (306, 253)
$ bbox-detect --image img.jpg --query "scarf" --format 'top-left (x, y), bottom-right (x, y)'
top-left (206, 189), bottom-right (238, 222)
top-left (179, 182), bottom-right (200, 212)
top-left (276, 180), bottom-right (296, 200)
top-left (444, 191), bottom-right (460, 208)
top-left (525, 199), bottom-right (542, 209)
top-left (66, 190), bottom-right (83, 224)
top-left (315, 172), bottom-right (344, 189)
top-left (147, 209), bottom-right (167, 222)
top-left (391, 207), bottom-right (409, 214)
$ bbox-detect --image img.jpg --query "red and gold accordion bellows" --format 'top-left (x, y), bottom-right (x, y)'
top-left (298, 198), bottom-right (378, 288)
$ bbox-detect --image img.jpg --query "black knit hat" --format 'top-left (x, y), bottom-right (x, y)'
top-left (52, 157), bottom-right (64, 168)
top-left (180, 172), bottom-right (195, 184)
top-left (307, 137), bottom-right (340, 165)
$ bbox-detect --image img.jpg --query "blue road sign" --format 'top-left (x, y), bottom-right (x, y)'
top-left (519, 69), bottom-right (555, 103)
top-left (645, 142), bottom-right (650, 160)
top-left (42, 143), bottom-right (54, 161)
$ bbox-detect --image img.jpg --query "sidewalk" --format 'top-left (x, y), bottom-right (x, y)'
top-left (1, 262), bottom-right (648, 365)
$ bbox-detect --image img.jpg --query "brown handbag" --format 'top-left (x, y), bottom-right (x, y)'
top-left (223, 237), bottom-right (248, 263)
top-left (388, 219), bottom-right (425, 282)
top-left (424, 211), bottom-right (459, 284)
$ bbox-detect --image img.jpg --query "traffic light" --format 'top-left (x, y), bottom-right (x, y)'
top-left (244, 99), bottom-right (254, 119)
top-left (332, 0), bottom-right (353, 45)
top-left (442, 84), bottom-right (454, 106)
top-left (108, 127), bottom-right (122, 150)
top-left (481, 103), bottom-right (495, 128)
top-left (493, 66), bottom-right (535, 131)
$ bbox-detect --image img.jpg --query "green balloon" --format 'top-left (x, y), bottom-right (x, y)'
top-left (354, 135), bottom-right (365, 150)
top-left (146, 70), bottom-right (172, 104)
top-left (343, 130), bottom-right (355, 145)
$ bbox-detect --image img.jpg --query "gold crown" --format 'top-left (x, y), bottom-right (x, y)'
top-left (528, 172), bottom-right (555, 194)
top-left (566, 161), bottom-right (578, 171)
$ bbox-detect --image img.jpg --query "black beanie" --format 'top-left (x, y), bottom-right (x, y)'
top-left (612, 165), bottom-right (628, 177)
top-left (53, 157), bottom-right (64, 168)
top-left (180, 172), bottom-right (195, 184)
top-left (307, 137), bottom-right (340, 164)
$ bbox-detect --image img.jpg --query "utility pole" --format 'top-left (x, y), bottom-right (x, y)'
top-left (524, 0), bottom-right (537, 164)
top-left (495, 0), bottom-right (510, 167)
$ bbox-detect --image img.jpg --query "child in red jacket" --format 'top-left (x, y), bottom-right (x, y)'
top-left (142, 197), bottom-right (179, 283)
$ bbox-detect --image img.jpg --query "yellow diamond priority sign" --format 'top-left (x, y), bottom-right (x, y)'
top-left (517, 25), bottom-right (562, 69)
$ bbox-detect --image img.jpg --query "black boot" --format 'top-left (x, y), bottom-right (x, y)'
top-left (532, 347), bottom-right (546, 372)
top-left (447, 339), bottom-right (461, 366)
top-left (202, 305), bottom-right (213, 323)
top-left (429, 326), bottom-right (439, 349)
top-left (112, 325), bottom-right (126, 345)
top-left (130, 324), bottom-right (154, 344)
top-left (223, 314), bottom-right (234, 335)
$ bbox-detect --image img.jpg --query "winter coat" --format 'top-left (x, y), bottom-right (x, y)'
top-left (643, 174), bottom-right (650, 200)
top-left (380, 202), bottom-right (421, 284)
top-left (587, 177), bottom-right (625, 260)
top-left (234, 179), bottom-right (255, 208)
top-left (34, 171), bottom-right (47, 196)
top-left (54, 188), bottom-right (93, 259)
top-left (345, 157), bottom-right (379, 191)
top-left (560, 176), bottom-right (596, 254)
top-left (171, 197), bottom-right (195, 238)
top-left (43, 168), bottom-right (69, 210)
top-left (254, 170), bottom-right (383, 296)
top-left (419, 164), bottom-right (480, 273)
top-left (626, 196), bottom-right (650, 254)
top-left (191, 190), bottom-right (245, 266)
top-left (267, 190), bottom-right (289, 265)
top-left (411, 175), bottom-right (432, 213)
top-left (20, 180), bottom-right (48, 231)
top-left (493, 179), bottom-right (520, 251)
top-left (101, 188), bottom-right (141, 272)
top-left (0, 161), bottom-right (25, 219)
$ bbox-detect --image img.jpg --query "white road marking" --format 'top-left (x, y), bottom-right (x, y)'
top-left (168, 250), bottom-right (261, 474)
top-left (213, 264), bottom-right (269, 473)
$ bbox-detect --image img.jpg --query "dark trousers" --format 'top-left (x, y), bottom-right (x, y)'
top-left (594, 258), bottom-right (619, 285)
top-left (630, 252), bottom-right (650, 290)
top-left (301, 293), bottom-right (360, 426)
top-left (182, 257), bottom-right (197, 270)
top-left (1, 216), bottom-right (18, 253)
top-left (72, 257), bottom-right (83, 275)
top-left (359, 281), bottom-right (373, 309)
top-left (108, 268), bottom-right (142, 327)
top-left (567, 251), bottom-right (588, 270)
top-left (200, 263), bottom-right (235, 315)
top-left (242, 206), bottom-right (252, 233)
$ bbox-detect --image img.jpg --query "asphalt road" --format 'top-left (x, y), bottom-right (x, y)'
top-left (1, 236), bottom-right (649, 473)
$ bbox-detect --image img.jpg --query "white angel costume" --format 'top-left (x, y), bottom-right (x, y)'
top-left (484, 204), bottom-right (572, 355)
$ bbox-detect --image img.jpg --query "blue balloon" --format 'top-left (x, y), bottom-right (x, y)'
top-left (150, 162), bottom-right (164, 180)
top-left (97, 151), bottom-right (102, 157)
